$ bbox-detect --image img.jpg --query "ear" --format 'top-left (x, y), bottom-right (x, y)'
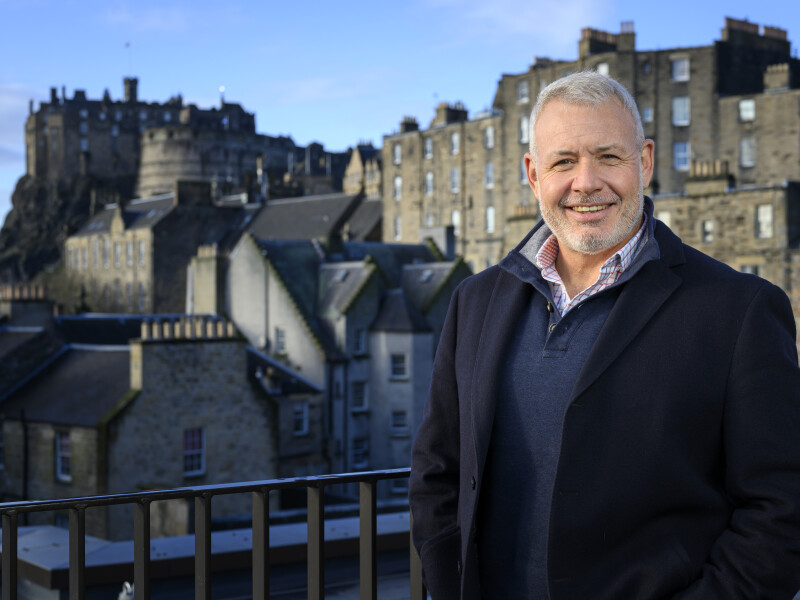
top-left (524, 152), bottom-right (540, 199)
top-left (640, 139), bottom-right (655, 188)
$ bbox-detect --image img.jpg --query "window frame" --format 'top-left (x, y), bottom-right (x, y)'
top-left (671, 96), bottom-right (690, 126)
top-left (183, 427), bottom-right (206, 477)
top-left (55, 431), bottom-right (72, 483)
top-left (292, 402), bottom-right (309, 436)
top-left (351, 381), bottom-right (368, 411)
top-left (390, 353), bottom-right (408, 379)
top-left (755, 204), bottom-right (773, 239)
top-left (671, 57), bottom-right (690, 82)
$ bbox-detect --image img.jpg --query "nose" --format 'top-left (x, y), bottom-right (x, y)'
top-left (571, 160), bottom-right (602, 195)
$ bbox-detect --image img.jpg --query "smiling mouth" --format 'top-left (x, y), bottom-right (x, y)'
top-left (569, 205), bottom-right (609, 213)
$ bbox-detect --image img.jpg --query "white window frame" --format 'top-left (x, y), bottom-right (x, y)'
top-left (740, 137), bottom-right (756, 168)
top-left (139, 240), bottom-right (146, 266)
top-left (393, 175), bottom-right (402, 201)
top-left (393, 143), bottom-right (402, 165)
top-left (672, 97), bottom-right (690, 126)
top-left (55, 431), bottom-right (71, 482)
top-left (596, 62), bottom-right (609, 77)
top-left (450, 132), bottom-right (459, 155)
top-left (393, 217), bottom-right (402, 241)
top-left (756, 204), bottom-right (773, 239)
top-left (450, 168), bottom-right (459, 193)
top-left (274, 327), bottom-right (286, 353)
top-left (425, 171), bottom-right (434, 196)
top-left (656, 211), bottom-right (672, 229)
top-left (519, 115), bottom-right (530, 144)
top-left (486, 206), bottom-right (496, 233)
top-left (739, 99), bottom-right (756, 122)
top-left (114, 242), bottom-right (121, 268)
top-left (391, 410), bottom-right (408, 434)
top-left (424, 138), bottom-right (433, 159)
top-left (517, 80), bottom-right (530, 103)
top-left (702, 219), bottom-right (714, 244)
top-left (673, 142), bottom-right (691, 172)
top-left (353, 328), bottom-right (367, 355)
top-left (183, 427), bottom-right (206, 477)
top-left (390, 353), bottom-right (408, 379)
top-left (484, 162), bottom-right (494, 189)
top-left (351, 381), bottom-right (368, 411)
top-left (484, 125), bottom-right (495, 149)
top-left (671, 57), bottom-right (690, 82)
top-left (292, 402), bottom-right (309, 436)
top-left (642, 107), bottom-right (653, 123)
top-left (126, 241), bottom-right (133, 266)
top-left (741, 264), bottom-right (761, 276)
top-left (352, 438), bottom-right (369, 469)
top-left (451, 209), bottom-right (461, 237)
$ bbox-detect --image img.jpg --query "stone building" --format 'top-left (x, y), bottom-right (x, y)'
top-left (343, 143), bottom-right (383, 200)
top-left (225, 235), bottom-right (471, 494)
top-left (0, 315), bottom-right (323, 540)
top-left (383, 18), bottom-right (800, 271)
top-left (63, 181), bottom-right (257, 313)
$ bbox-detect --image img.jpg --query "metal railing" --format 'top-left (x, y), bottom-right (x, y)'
top-left (0, 467), bottom-right (426, 600)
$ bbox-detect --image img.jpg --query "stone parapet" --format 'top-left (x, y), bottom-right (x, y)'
top-left (139, 316), bottom-right (236, 341)
top-left (0, 284), bottom-right (47, 300)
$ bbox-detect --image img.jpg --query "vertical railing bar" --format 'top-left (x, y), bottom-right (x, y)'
top-left (251, 490), bottom-right (270, 599)
top-left (307, 484), bottom-right (325, 600)
top-left (134, 500), bottom-right (151, 600)
top-left (2, 512), bottom-right (19, 600)
top-left (69, 506), bottom-right (86, 600)
top-left (195, 495), bottom-right (212, 600)
top-left (409, 511), bottom-right (427, 600)
top-left (359, 481), bottom-right (377, 600)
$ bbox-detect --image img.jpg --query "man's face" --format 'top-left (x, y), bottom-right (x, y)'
top-left (525, 99), bottom-right (654, 258)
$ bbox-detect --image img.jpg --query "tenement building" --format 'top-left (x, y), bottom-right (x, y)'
top-left (383, 18), bottom-right (800, 272)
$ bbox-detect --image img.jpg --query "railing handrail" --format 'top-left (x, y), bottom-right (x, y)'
top-left (0, 467), bottom-right (411, 515)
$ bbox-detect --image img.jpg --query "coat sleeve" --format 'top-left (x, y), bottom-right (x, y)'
top-left (409, 285), bottom-right (464, 599)
top-left (674, 282), bottom-right (800, 599)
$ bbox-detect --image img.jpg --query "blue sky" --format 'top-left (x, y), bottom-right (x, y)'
top-left (1, 0), bottom-right (799, 224)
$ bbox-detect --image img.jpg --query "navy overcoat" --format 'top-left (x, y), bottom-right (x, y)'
top-left (409, 219), bottom-right (800, 599)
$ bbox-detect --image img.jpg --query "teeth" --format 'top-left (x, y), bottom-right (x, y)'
top-left (571, 205), bottom-right (607, 213)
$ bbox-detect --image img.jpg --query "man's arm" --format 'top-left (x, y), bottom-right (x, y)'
top-left (409, 287), bottom-right (464, 599)
top-left (674, 282), bottom-right (800, 598)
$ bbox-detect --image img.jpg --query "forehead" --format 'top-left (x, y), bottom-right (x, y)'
top-left (535, 99), bottom-right (638, 152)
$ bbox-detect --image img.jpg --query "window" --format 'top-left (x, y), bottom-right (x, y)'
top-left (93, 239), bottom-right (99, 268)
top-left (139, 109), bottom-right (148, 121)
top-left (111, 124), bottom-right (119, 137)
top-left (125, 282), bottom-right (132, 311)
top-left (352, 438), bottom-right (368, 469)
top-left (452, 209), bottom-right (461, 237)
top-left (274, 327), bottom-right (286, 353)
top-left (114, 242), bottom-right (121, 268)
top-left (702, 219), bottom-right (714, 243)
top-left (756, 204), bottom-right (773, 239)
top-left (79, 138), bottom-right (89, 152)
top-left (126, 241), bottom-right (133, 266)
top-left (739, 99), bottom-right (756, 122)
top-left (671, 57), bottom-right (690, 82)
top-left (103, 238), bottom-right (110, 268)
top-left (391, 353), bottom-right (408, 378)
top-left (163, 111), bottom-right (172, 122)
top-left (485, 162), bottom-right (494, 188)
top-left (138, 282), bottom-right (146, 312)
top-left (450, 132), bottom-right (459, 155)
top-left (450, 168), bottom-right (459, 193)
top-left (81, 247), bottom-right (87, 270)
top-left (183, 427), bottom-right (205, 477)
top-left (79, 121), bottom-right (88, 135)
top-left (354, 328), bottom-right (367, 354)
top-left (656, 211), bottom-right (672, 228)
top-left (596, 62), bottom-right (609, 77)
top-left (352, 381), bottom-right (367, 410)
top-left (393, 143), bottom-right (402, 165)
top-left (55, 431), bottom-right (71, 482)
top-left (741, 264), bottom-right (761, 276)
top-left (293, 402), bottom-right (309, 436)
top-left (67, 247), bottom-right (73, 270)
top-left (393, 175), bottom-right (402, 200)
top-left (79, 109), bottom-right (89, 119)
top-left (139, 240), bottom-right (146, 266)
top-left (393, 217), bottom-right (402, 241)
top-left (486, 206), bottom-right (496, 233)
top-left (673, 142), bottom-right (690, 171)
top-left (517, 80), bottom-right (530, 103)
top-left (641, 61), bottom-right (651, 75)
top-left (740, 137), bottom-right (756, 168)
top-left (484, 125), bottom-right (495, 149)
top-left (519, 116), bottom-right (530, 144)
top-left (424, 138), bottom-right (433, 159)
top-left (114, 110), bottom-right (122, 122)
top-left (391, 410), bottom-right (408, 433)
top-left (425, 171), bottom-right (434, 196)
top-left (424, 213), bottom-right (435, 227)
top-left (672, 97), bottom-right (690, 126)
top-left (642, 107), bottom-right (653, 123)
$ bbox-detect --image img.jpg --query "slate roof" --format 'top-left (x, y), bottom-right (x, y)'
top-left (371, 289), bottom-right (431, 333)
top-left (355, 144), bottom-right (381, 164)
top-left (345, 198), bottom-right (382, 241)
top-left (1, 347), bottom-right (130, 426)
top-left (402, 260), bottom-right (469, 313)
top-left (340, 242), bottom-right (436, 287)
top-left (0, 327), bottom-right (64, 402)
top-left (246, 346), bottom-right (322, 395)
top-left (248, 192), bottom-right (363, 241)
top-left (56, 315), bottom-right (148, 345)
top-left (317, 262), bottom-right (376, 319)
top-left (73, 195), bottom-right (175, 237)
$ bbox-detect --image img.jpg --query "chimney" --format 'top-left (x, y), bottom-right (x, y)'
top-left (124, 77), bottom-right (138, 103)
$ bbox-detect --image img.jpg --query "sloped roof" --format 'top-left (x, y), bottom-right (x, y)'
top-left (317, 262), bottom-right (376, 319)
top-left (340, 241), bottom-right (436, 287)
top-left (402, 260), bottom-right (470, 313)
top-left (246, 346), bottom-right (322, 395)
top-left (371, 289), bottom-right (431, 333)
top-left (1, 347), bottom-right (130, 426)
top-left (345, 198), bottom-right (382, 241)
top-left (56, 315), bottom-right (147, 345)
top-left (248, 192), bottom-right (362, 241)
top-left (0, 327), bottom-right (65, 402)
top-left (73, 195), bottom-right (175, 237)
top-left (356, 144), bottom-right (381, 164)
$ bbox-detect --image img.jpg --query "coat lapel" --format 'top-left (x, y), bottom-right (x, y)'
top-left (469, 270), bottom-right (534, 474)
top-left (571, 254), bottom-right (682, 401)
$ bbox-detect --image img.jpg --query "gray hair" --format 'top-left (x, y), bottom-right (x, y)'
top-left (528, 71), bottom-right (644, 159)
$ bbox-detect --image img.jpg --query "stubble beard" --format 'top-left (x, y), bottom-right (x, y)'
top-left (539, 190), bottom-right (644, 255)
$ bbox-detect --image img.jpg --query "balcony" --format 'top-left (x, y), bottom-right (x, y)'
top-left (0, 468), bottom-right (426, 600)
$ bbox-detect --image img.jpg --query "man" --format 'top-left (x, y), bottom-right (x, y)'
top-left (409, 71), bottom-right (800, 599)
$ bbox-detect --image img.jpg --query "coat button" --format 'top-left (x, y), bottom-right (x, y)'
top-left (548, 323), bottom-right (556, 333)
top-left (546, 301), bottom-right (553, 313)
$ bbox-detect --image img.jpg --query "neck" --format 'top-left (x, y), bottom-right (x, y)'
top-left (554, 249), bottom-right (613, 298)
